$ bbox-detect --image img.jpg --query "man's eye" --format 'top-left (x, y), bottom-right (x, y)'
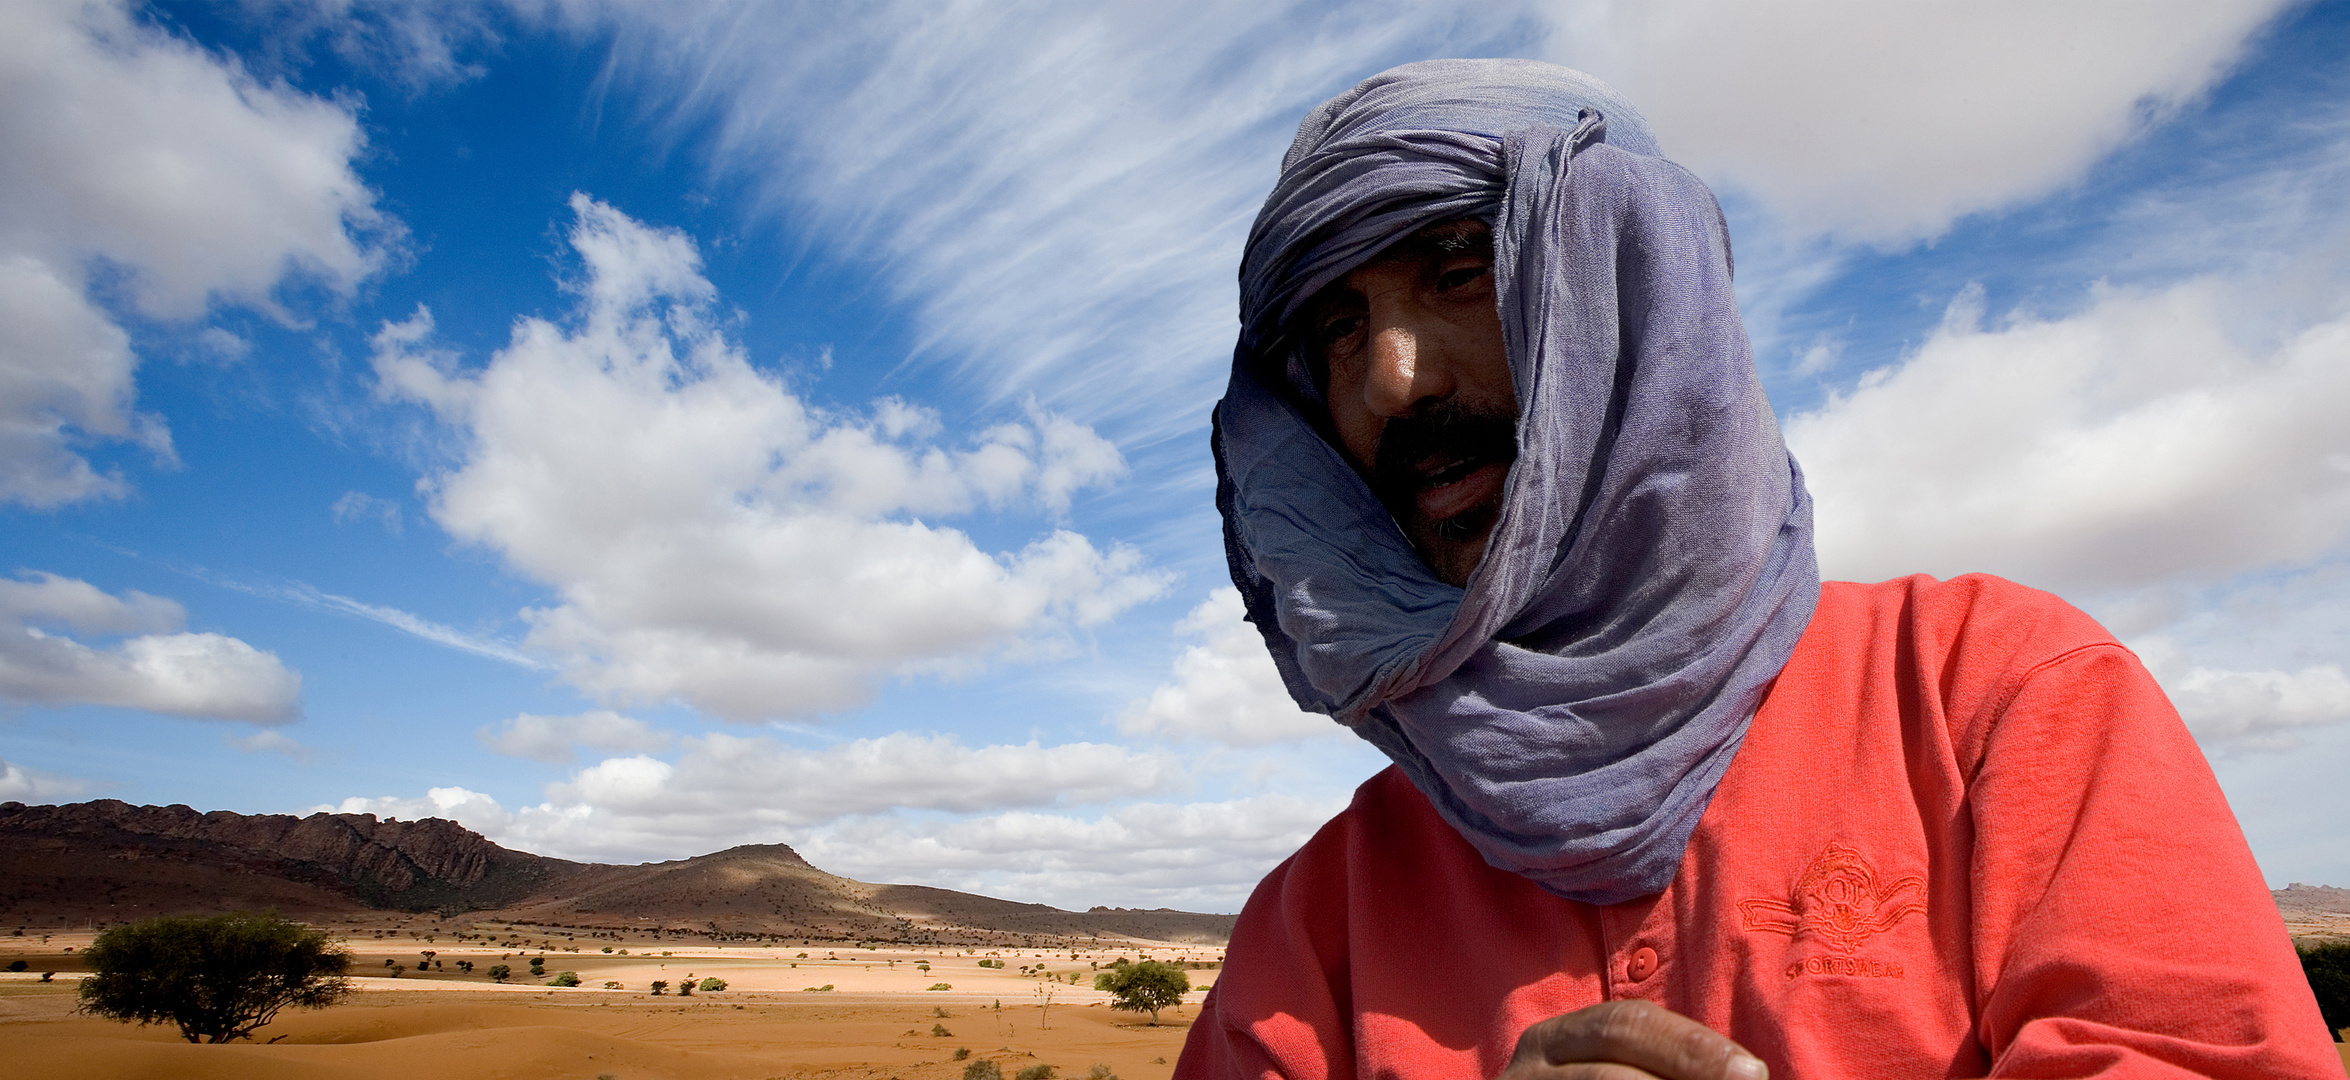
top-left (1436, 265), bottom-right (1490, 292)
top-left (1316, 314), bottom-right (1364, 345)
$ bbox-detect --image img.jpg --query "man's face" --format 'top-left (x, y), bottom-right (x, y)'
top-left (1301, 219), bottom-right (1517, 586)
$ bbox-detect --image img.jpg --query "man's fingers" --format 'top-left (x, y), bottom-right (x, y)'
top-left (1510, 1001), bottom-right (1767, 1080)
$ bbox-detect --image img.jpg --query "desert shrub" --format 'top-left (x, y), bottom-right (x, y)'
top-left (917, 962), bottom-right (932, 971)
top-left (2299, 941), bottom-right (2350, 1041)
top-left (932, 1023), bottom-right (952, 1037)
top-left (76, 911), bottom-right (351, 1044)
top-left (456, 960), bottom-right (473, 974)
top-left (1016, 1064), bottom-right (1058, 1080)
top-left (603, 981), bottom-right (622, 990)
top-left (698, 977), bottom-right (726, 992)
top-left (41, 972), bottom-right (56, 982)
top-left (1087, 1064), bottom-right (1118, 1080)
top-left (488, 964), bottom-right (511, 982)
top-left (932, 1005), bottom-right (950, 1017)
top-left (678, 981), bottom-right (693, 996)
top-left (547, 972), bottom-right (581, 987)
top-left (928, 982), bottom-right (954, 991)
top-left (954, 1048), bottom-right (971, 1061)
top-left (528, 957), bottom-right (546, 975)
top-left (1093, 960), bottom-right (1189, 1025)
top-left (963, 1059), bottom-right (1003, 1080)
top-left (6, 960), bottom-right (25, 972)
top-left (796, 952), bottom-right (808, 959)
top-left (802, 984), bottom-right (834, 992)
top-left (650, 980), bottom-right (669, 995)
top-left (602, 946), bottom-right (614, 954)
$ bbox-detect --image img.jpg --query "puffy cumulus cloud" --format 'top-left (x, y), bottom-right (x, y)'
top-left (0, 256), bottom-right (168, 506)
top-left (1118, 589), bottom-right (1339, 745)
top-left (0, 0), bottom-right (388, 506)
top-left (320, 785), bottom-right (509, 826)
top-left (1787, 278), bottom-right (2350, 597)
top-left (1549, 1), bottom-right (2287, 243)
top-left (792, 794), bottom-right (1351, 911)
top-left (373, 194), bottom-right (1165, 719)
top-left (0, 571), bottom-right (301, 723)
top-left (478, 710), bottom-right (673, 765)
top-left (0, 757), bottom-right (90, 802)
top-left (331, 731), bottom-right (1178, 865)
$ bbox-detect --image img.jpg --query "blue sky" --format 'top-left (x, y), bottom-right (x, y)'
top-left (5, 0), bottom-right (2349, 912)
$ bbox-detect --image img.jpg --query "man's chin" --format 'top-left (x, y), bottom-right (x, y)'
top-left (1406, 507), bottom-right (1499, 587)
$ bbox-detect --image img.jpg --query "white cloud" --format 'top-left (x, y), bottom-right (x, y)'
top-left (1118, 589), bottom-right (1338, 745)
top-left (229, 728), bottom-right (315, 764)
top-left (794, 794), bottom-right (1351, 911)
top-left (0, 571), bottom-right (301, 723)
top-left (0, 0), bottom-right (389, 505)
top-left (0, 757), bottom-right (90, 802)
top-left (1550, 1), bottom-right (2288, 244)
top-left (2165, 663), bottom-right (2350, 747)
top-left (0, 256), bottom-right (168, 506)
top-left (1787, 277), bottom-right (2350, 597)
top-left (332, 730), bottom-right (1179, 866)
top-left (329, 490), bottom-right (403, 534)
top-left (478, 710), bottom-right (672, 765)
top-left (555, 1), bottom-right (2288, 448)
top-left (372, 194), bottom-right (1166, 719)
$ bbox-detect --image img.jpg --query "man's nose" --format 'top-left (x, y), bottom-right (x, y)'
top-left (1364, 318), bottom-right (1454, 418)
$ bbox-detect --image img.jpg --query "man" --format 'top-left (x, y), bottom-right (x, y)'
top-left (1177, 59), bottom-right (2336, 1080)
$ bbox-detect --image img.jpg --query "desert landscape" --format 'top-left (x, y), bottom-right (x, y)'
top-left (6, 800), bottom-right (2349, 1076)
top-left (0, 799), bottom-right (1226, 1079)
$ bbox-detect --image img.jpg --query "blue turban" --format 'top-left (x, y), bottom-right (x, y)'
top-left (1215, 59), bottom-right (1821, 905)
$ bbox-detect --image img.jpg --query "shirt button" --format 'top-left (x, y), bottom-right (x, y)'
top-left (1627, 946), bottom-right (1659, 981)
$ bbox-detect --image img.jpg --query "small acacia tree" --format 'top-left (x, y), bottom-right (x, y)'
top-left (1093, 960), bottom-right (1189, 1025)
top-left (77, 911), bottom-right (352, 1044)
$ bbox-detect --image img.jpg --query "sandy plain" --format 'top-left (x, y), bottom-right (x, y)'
top-left (0, 927), bottom-right (1216, 1080)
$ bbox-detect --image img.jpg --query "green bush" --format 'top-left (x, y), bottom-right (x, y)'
top-left (547, 971), bottom-right (581, 987)
top-left (698, 977), bottom-right (726, 992)
top-left (928, 982), bottom-right (954, 991)
top-left (6, 960), bottom-right (25, 972)
top-left (1016, 1065), bottom-right (1058, 1080)
top-left (2299, 940), bottom-right (2350, 1041)
top-left (802, 983), bottom-right (834, 992)
top-left (954, 1047), bottom-right (971, 1061)
top-left (1093, 960), bottom-right (1190, 1025)
top-left (1086, 1065), bottom-right (1118, 1080)
top-left (488, 964), bottom-right (511, 982)
top-left (932, 1023), bottom-right (953, 1037)
top-left (75, 911), bottom-right (351, 1044)
top-left (963, 1059), bottom-right (1003, 1080)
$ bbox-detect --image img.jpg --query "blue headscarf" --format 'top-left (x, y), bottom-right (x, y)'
top-left (1216, 59), bottom-right (1820, 905)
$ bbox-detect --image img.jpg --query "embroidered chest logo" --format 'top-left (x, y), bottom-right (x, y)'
top-left (1740, 842), bottom-right (1926, 958)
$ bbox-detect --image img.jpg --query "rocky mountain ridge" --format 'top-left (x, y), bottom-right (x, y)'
top-left (0, 800), bottom-right (1233, 945)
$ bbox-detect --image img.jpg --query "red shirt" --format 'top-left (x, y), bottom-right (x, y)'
top-left (1178, 575), bottom-right (2338, 1079)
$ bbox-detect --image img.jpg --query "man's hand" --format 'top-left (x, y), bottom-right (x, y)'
top-left (1496, 1000), bottom-right (1769, 1080)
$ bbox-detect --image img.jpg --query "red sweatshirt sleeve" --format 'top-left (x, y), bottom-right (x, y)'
top-left (1963, 639), bottom-right (2337, 1077)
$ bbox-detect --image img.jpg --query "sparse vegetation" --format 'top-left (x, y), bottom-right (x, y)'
top-left (964, 1059), bottom-right (1003, 1080)
top-left (547, 971), bottom-right (581, 987)
top-left (698, 977), bottom-right (726, 991)
top-left (1087, 1065), bottom-right (1118, 1080)
top-left (2299, 941), bottom-right (2350, 1041)
top-left (603, 981), bottom-right (623, 990)
top-left (1016, 1065), bottom-right (1058, 1080)
top-left (75, 911), bottom-right (351, 1044)
top-left (802, 984), bottom-right (834, 992)
top-left (1093, 960), bottom-right (1189, 1024)
top-left (927, 982), bottom-right (954, 991)
top-left (954, 1048), bottom-right (972, 1061)
top-left (932, 1022), bottom-right (952, 1037)
top-left (650, 980), bottom-right (669, 995)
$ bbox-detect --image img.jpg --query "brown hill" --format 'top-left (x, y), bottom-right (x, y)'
top-left (0, 800), bottom-right (1233, 946)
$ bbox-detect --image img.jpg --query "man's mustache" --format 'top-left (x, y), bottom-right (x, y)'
top-left (1369, 403), bottom-right (1519, 516)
